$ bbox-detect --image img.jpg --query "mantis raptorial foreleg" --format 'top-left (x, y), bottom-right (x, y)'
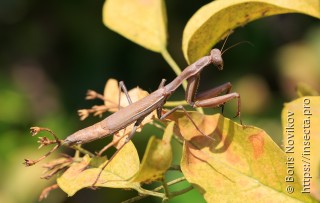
top-left (193, 82), bottom-right (232, 101)
top-left (186, 74), bottom-right (241, 124)
top-left (194, 93), bottom-right (241, 120)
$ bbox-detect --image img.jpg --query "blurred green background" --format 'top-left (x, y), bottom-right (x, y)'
top-left (0, 0), bottom-right (320, 203)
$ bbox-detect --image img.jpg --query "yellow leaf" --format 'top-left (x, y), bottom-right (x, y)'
top-left (183, 0), bottom-right (320, 63)
top-left (103, 78), bottom-right (119, 110)
top-left (282, 97), bottom-right (320, 200)
top-left (168, 112), bottom-right (317, 202)
top-left (103, 78), bottom-right (150, 112)
top-left (57, 141), bottom-right (140, 196)
top-left (130, 135), bottom-right (172, 183)
top-left (103, 0), bottom-right (167, 52)
top-left (296, 82), bottom-right (319, 97)
top-left (162, 121), bottom-right (174, 144)
top-left (131, 122), bottom-right (173, 183)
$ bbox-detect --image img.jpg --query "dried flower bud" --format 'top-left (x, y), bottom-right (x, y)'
top-left (78, 109), bottom-right (89, 120)
top-left (85, 90), bottom-right (98, 100)
top-left (30, 127), bottom-right (41, 136)
top-left (24, 159), bottom-right (36, 166)
top-left (39, 184), bottom-right (59, 201)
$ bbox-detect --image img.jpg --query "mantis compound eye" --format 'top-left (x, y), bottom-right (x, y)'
top-left (216, 62), bottom-right (224, 70)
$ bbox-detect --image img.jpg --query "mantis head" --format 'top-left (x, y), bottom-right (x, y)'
top-left (210, 48), bottom-right (223, 70)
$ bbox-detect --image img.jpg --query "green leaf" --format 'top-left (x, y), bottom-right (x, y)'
top-left (131, 122), bottom-right (173, 183)
top-left (168, 112), bottom-right (317, 202)
top-left (103, 0), bottom-right (167, 52)
top-left (57, 141), bottom-right (140, 196)
top-left (282, 97), bottom-right (320, 200)
top-left (183, 0), bottom-right (320, 63)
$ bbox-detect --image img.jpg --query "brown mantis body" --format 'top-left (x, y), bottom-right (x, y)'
top-left (25, 48), bottom-right (241, 185)
top-left (64, 48), bottom-right (240, 146)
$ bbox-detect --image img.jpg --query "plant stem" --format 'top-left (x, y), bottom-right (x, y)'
top-left (71, 145), bottom-right (95, 157)
top-left (165, 177), bottom-right (186, 187)
top-left (161, 178), bottom-right (170, 199)
top-left (164, 100), bottom-right (188, 107)
top-left (123, 177), bottom-right (187, 203)
top-left (161, 49), bottom-right (187, 90)
top-left (122, 187), bottom-right (164, 203)
top-left (170, 186), bottom-right (194, 198)
top-left (74, 147), bottom-right (80, 158)
top-left (164, 101), bottom-right (204, 114)
top-left (136, 187), bottom-right (165, 199)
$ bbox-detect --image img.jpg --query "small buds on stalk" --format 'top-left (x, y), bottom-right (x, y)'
top-left (24, 127), bottom-right (62, 167)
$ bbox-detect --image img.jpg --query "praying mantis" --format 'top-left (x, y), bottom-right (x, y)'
top-left (25, 45), bottom-right (242, 185)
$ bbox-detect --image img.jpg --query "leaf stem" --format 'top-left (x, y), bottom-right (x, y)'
top-left (164, 101), bottom-right (204, 114)
top-left (136, 187), bottom-right (165, 198)
top-left (164, 177), bottom-right (187, 187)
top-left (161, 178), bottom-right (170, 199)
top-left (164, 100), bottom-right (188, 107)
top-left (161, 49), bottom-right (187, 90)
top-left (123, 177), bottom-right (187, 203)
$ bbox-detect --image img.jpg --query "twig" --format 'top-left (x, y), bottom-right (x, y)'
top-left (122, 177), bottom-right (187, 203)
top-left (161, 178), bottom-right (170, 199)
top-left (169, 186), bottom-right (193, 198)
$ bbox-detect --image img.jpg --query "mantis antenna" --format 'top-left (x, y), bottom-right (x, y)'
top-left (222, 41), bottom-right (254, 55)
